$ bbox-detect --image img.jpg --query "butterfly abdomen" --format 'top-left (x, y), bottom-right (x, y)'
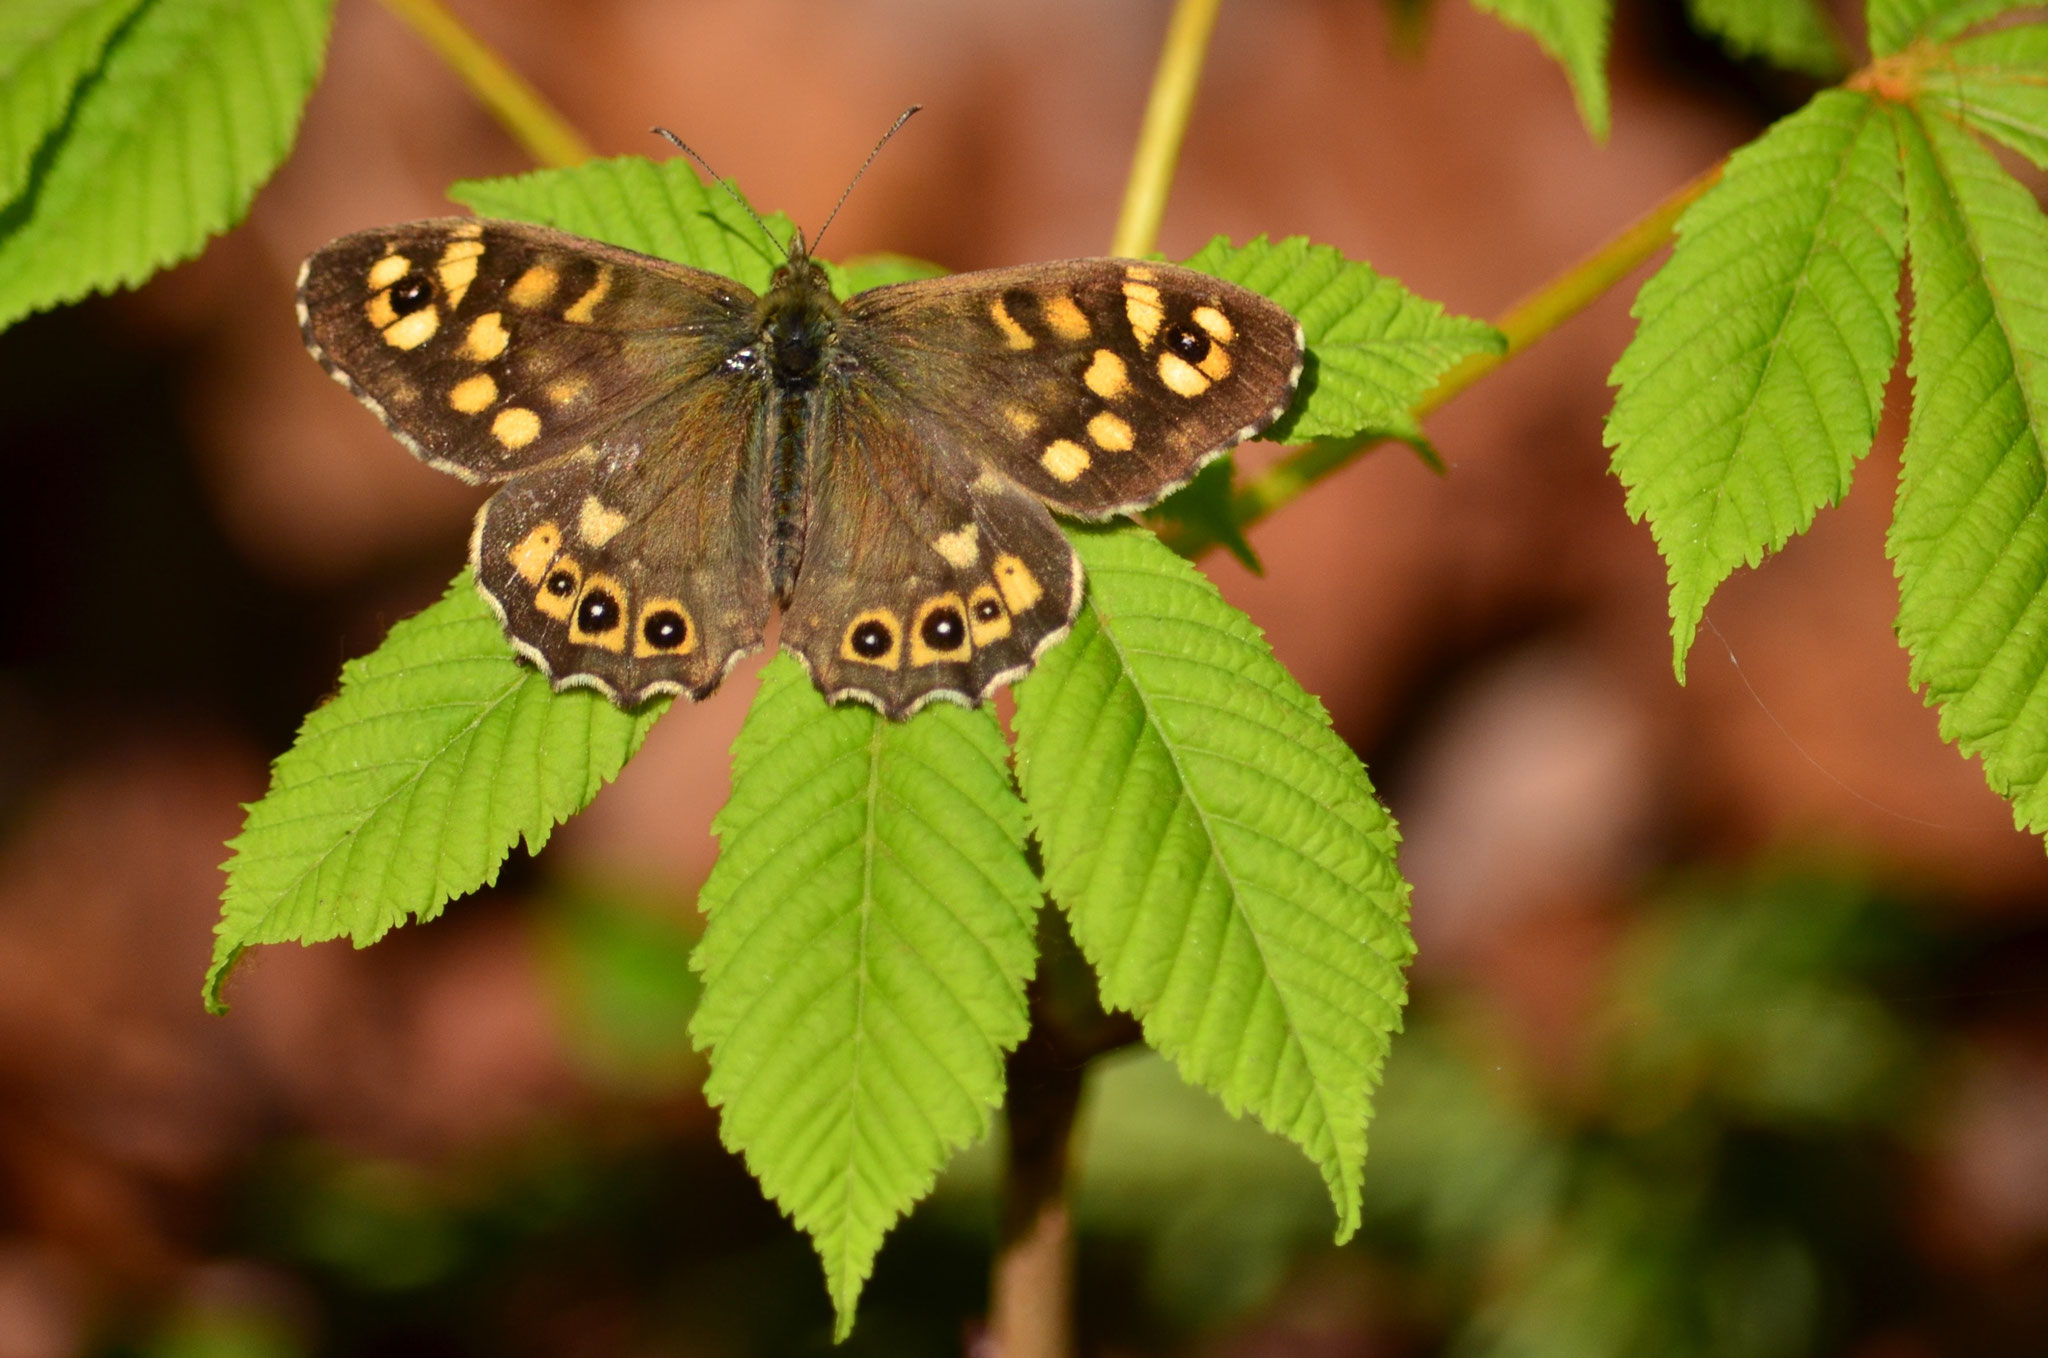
top-left (767, 387), bottom-right (818, 602)
top-left (755, 266), bottom-right (845, 602)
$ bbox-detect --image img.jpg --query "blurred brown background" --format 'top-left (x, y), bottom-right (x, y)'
top-left (4, 0), bottom-right (2048, 1354)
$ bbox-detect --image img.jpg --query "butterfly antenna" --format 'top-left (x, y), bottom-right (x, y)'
top-left (808, 105), bottom-right (921, 259)
top-left (649, 126), bottom-right (788, 257)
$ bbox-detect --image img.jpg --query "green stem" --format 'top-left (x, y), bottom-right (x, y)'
top-left (375, 0), bottom-right (596, 168)
top-left (1112, 0), bottom-right (1227, 256)
top-left (1159, 159), bottom-right (1726, 557)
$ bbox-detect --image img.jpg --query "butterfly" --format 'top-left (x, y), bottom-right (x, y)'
top-left (296, 214), bottom-right (1303, 717)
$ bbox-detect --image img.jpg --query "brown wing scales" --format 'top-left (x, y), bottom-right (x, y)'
top-left (844, 259), bottom-right (1304, 517)
top-left (779, 390), bottom-right (1081, 716)
top-left (303, 223), bottom-right (1302, 716)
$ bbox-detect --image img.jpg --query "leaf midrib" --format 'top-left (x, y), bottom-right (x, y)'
top-left (1079, 584), bottom-right (1344, 1176)
top-left (1679, 97), bottom-right (1887, 608)
top-left (827, 715), bottom-right (888, 1304)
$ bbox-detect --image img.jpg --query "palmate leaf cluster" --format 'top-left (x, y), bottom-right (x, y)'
top-left (1604, 0), bottom-right (2048, 837)
top-left (204, 157), bottom-right (1483, 1331)
top-left (16, 0), bottom-right (2048, 1339)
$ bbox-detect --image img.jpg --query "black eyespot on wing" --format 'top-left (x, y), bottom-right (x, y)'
top-left (972, 597), bottom-right (1003, 623)
top-left (545, 569), bottom-right (577, 598)
top-left (643, 609), bottom-right (688, 650)
top-left (920, 606), bottom-right (965, 650)
top-left (1164, 322), bottom-right (1209, 362)
top-left (851, 618), bottom-right (894, 659)
top-left (389, 274), bottom-right (434, 315)
top-left (577, 589), bottom-right (621, 633)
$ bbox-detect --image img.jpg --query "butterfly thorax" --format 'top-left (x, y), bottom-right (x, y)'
top-left (758, 259), bottom-right (841, 387)
top-left (756, 257), bottom-right (843, 600)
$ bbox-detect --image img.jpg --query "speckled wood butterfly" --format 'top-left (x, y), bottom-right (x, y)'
top-left (297, 210), bottom-right (1302, 717)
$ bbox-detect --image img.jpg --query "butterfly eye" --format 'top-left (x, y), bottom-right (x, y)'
top-left (642, 609), bottom-right (689, 650)
top-left (576, 590), bottom-right (622, 634)
top-left (1163, 323), bottom-right (1210, 363)
top-left (920, 607), bottom-right (965, 650)
top-left (388, 274), bottom-right (435, 316)
top-left (850, 619), bottom-right (894, 659)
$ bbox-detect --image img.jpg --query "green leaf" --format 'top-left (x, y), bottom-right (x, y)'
top-left (451, 158), bottom-right (791, 288)
top-left (0, 0), bottom-right (333, 333)
top-left (1150, 455), bottom-right (1264, 572)
top-left (1891, 111), bottom-right (2048, 836)
top-left (209, 576), bottom-right (665, 1011)
top-left (0, 0), bottom-right (147, 208)
top-left (1183, 235), bottom-right (1503, 444)
top-left (1919, 25), bottom-right (2048, 171)
top-left (453, 163), bottom-right (951, 300)
top-left (1684, 0), bottom-right (1843, 75)
top-left (1466, 0), bottom-right (1612, 138)
top-left (832, 250), bottom-right (949, 294)
top-left (1606, 91), bottom-right (1906, 680)
top-left (690, 656), bottom-right (1038, 1337)
top-left (1012, 525), bottom-right (1414, 1240)
top-left (1866, 0), bottom-right (2034, 55)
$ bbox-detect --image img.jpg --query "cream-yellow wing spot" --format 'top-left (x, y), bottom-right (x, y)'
top-left (1042, 438), bottom-right (1091, 482)
top-left (1191, 304), bottom-right (1234, 342)
top-left (460, 312), bottom-right (510, 362)
top-left (563, 267), bottom-right (611, 323)
top-left (991, 297), bottom-right (1034, 350)
top-left (1157, 350), bottom-right (1212, 398)
top-left (448, 372), bottom-right (497, 413)
top-left (993, 554), bottom-right (1043, 613)
top-left (1123, 279), bottom-right (1163, 347)
top-left (508, 265), bottom-right (559, 308)
top-left (1088, 411), bottom-right (1134, 452)
top-left (437, 237), bottom-right (484, 309)
top-left (1084, 349), bottom-right (1130, 399)
top-left (382, 307), bottom-right (439, 351)
top-left (493, 407), bottom-right (541, 449)
top-left (932, 523), bottom-right (980, 568)
top-left (507, 523), bottom-right (562, 584)
top-left (1043, 294), bottom-right (1090, 340)
top-left (577, 495), bottom-right (628, 547)
top-left (366, 252), bottom-right (410, 290)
